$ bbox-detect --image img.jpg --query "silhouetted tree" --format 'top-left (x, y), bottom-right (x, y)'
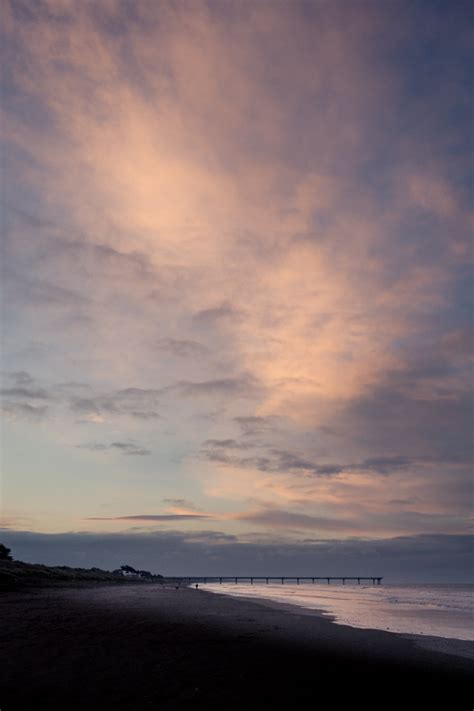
top-left (120, 564), bottom-right (138, 575)
top-left (0, 544), bottom-right (12, 561)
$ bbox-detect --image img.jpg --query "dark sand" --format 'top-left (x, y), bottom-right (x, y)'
top-left (1, 584), bottom-right (472, 710)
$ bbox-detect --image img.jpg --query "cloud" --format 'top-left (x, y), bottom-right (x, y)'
top-left (1, 529), bottom-right (472, 582)
top-left (0, 372), bottom-right (54, 421)
top-left (203, 439), bottom-right (249, 450)
top-left (233, 504), bottom-right (469, 537)
top-left (77, 442), bottom-right (151, 456)
top-left (1, 0), bottom-right (471, 545)
top-left (201, 441), bottom-right (415, 477)
top-left (1, 372), bottom-right (166, 423)
top-left (1, 402), bottom-right (48, 421)
top-left (85, 514), bottom-right (210, 521)
top-left (70, 388), bottom-right (163, 421)
top-left (330, 381), bottom-right (473, 466)
top-left (156, 339), bottom-right (209, 358)
top-left (3, 371), bottom-right (35, 386)
top-left (162, 498), bottom-right (199, 511)
top-left (109, 442), bottom-right (151, 456)
top-left (175, 375), bottom-right (260, 399)
top-left (234, 416), bottom-right (281, 437)
top-left (0, 371), bottom-right (52, 419)
top-left (0, 386), bottom-right (51, 399)
top-left (193, 303), bottom-right (243, 325)
top-left (235, 508), bottom-right (357, 533)
top-left (3, 270), bottom-right (89, 310)
top-left (361, 456), bottom-right (411, 474)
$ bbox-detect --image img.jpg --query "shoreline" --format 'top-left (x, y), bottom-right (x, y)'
top-left (202, 584), bottom-right (474, 660)
top-left (1, 583), bottom-right (472, 709)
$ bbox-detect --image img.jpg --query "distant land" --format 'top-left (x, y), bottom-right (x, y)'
top-left (0, 547), bottom-right (164, 590)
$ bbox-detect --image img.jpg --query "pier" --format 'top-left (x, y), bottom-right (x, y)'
top-left (168, 576), bottom-right (383, 585)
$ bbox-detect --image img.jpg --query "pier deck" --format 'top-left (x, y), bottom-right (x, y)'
top-left (169, 576), bottom-right (383, 585)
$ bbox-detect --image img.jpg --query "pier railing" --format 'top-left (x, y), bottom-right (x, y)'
top-left (167, 576), bottom-right (383, 585)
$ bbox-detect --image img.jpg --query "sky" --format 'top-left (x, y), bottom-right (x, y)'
top-left (0, 0), bottom-right (472, 581)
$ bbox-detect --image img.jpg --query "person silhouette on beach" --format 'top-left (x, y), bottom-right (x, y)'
top-left (195, 583), bottom-right (199, 589)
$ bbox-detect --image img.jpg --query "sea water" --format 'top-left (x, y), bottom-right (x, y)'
top-left (205, 582), bottom-right (474, 641)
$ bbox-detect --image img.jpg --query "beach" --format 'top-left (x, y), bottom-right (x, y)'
top-left (1, 583), bottom-right (472, 710)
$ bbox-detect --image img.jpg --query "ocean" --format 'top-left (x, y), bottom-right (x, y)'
top-left (205, 582), bottom-right (474, 642)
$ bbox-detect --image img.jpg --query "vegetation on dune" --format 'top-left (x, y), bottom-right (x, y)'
top-left (0, 544), bottom-right (13, 560)
top-left (0, 545), bottom-right (163, 591)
